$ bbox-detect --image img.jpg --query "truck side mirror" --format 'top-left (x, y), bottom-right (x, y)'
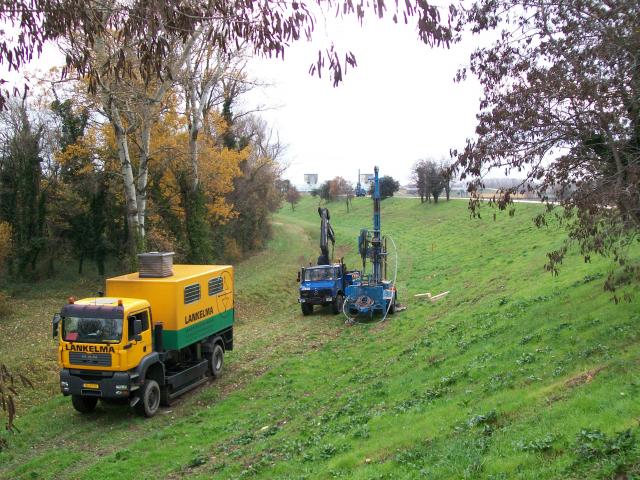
top-left (52, 313), bottom-right (61, 339)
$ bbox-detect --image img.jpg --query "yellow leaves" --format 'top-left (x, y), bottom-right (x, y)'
top-left (55, 140), bottom-right (90, 167)
top-left (198, 141), bottom-right (246, 224)
top-left (150, 103), bottom-right (246, 225)
top-left (206, 197), bottom-right (237, 224)
top-left (205, 111), bottom-right (230, 139)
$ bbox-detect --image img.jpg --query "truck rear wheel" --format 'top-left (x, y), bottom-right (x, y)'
top-left (301, 303), bottom-right (313, 316)
top-left (71, 395), bottom-right (97, 413)
top-left (209, 344), bottom-right (224, 379)
top-left (331, 294), bottom-right (344, 314)
top-left (136, 379), bottom-right (160, 418)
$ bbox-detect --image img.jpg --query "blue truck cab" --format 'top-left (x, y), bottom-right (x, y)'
top-left (298, 263), bottom-right (360, 315)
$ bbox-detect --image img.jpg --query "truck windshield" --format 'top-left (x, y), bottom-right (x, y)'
top-left (304, 268), bottom-right (336, 281)
top-left (62, 316), bottom-right (123, 343)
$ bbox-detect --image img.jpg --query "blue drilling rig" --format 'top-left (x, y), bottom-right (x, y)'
top-left (344, 166), bottom-right (398, 322)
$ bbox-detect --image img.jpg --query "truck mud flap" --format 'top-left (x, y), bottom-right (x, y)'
top-left (165, 359), bottom-right (209, 400)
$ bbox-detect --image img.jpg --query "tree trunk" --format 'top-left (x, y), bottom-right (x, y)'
top-left (114, 122), bottom-right (141, 258)
top-left (136, 120), bottom-right (151, 239)
top-left (95, 32), bottom-right (142, 260)
top-left (188, 74), bottom-right (201, 193)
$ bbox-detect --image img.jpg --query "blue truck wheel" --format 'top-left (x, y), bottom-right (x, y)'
top-left (331, 293), bottom-right (344, 314)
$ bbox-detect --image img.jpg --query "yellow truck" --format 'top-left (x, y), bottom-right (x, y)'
top-left (52, 254), bottom-right (234, 417)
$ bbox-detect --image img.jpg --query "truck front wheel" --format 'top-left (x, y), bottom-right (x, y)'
top-left (209, 344), bottom-right (224, 379)
top-left (301, 303), bottom-right (313, 316)
top-left (136, 379), bottom-right (160, 418)
top-left (71, 395), bottom-right (97, 413)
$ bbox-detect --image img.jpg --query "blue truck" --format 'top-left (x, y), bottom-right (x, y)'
top-left (297, 207), bottom-right (360, 315)
top-left (298, 262), bottom-right (360, 315)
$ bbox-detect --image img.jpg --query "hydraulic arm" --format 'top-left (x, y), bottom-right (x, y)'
top-left (318, 207), bottom-right (335, 265)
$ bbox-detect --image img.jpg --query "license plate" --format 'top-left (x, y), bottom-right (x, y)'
top-left (83, 383), bottom-right (99, 389)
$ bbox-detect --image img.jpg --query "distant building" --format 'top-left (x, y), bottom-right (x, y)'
top-left (359, 173), bottom-right (374, 191)
top-left (300, 173), bottom-right (319, 193)
top-left (304, 174), bottom-right (318, 186)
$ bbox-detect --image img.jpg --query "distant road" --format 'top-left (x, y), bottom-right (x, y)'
top-left (394, 196), bottom-right (557, 205)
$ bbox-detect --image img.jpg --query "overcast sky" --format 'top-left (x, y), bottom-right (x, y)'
top-left (244, 15), bottom-right (484, 186)
top-left (3, 11), bottom-right (485, 187)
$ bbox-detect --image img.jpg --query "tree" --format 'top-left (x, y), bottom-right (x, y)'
top-left (345, 186), bottom-right (354, 213)
top-left (453, 0), bottom-right (640, 294)
top-left (221, 114), bottom-right (285, 259)
top-left (0, 101), bottom-right (47, 276)
top-left (412, 160), bottom-right (429, 203)
top-left (413, 160), bottom-right (446, 202)
top-left (428, 163), bottom-right (446, 203)
top-left (318, 181), bottom-right (332, 202)
top-left (370, 176), bottom-right (400, 200)
top-left (329, 176), bottom-right (353, 206)
top-left (286, 186), bottom-right (301, 211)
top-left (316, 176), bottom-right (353, 203)
top-left (440, 160), bottom-right (451, 201)
top-left (50, 98), bottom-right (109, 275)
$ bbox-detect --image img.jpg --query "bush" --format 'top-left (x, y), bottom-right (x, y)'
top-left (223, 236), bottom-right (243, 262)
top-left (574, 428), bottom-right (636, 461)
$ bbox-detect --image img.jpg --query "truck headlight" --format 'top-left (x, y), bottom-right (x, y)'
top-left (60, 381), bottom-right (69, 388)
top-left (325, 297), bottom-right (333, 302)
top-left (116, 385), bottom-right (128, 390)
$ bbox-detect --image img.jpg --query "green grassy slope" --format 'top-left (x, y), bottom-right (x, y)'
top-left (1, 196), bottom-right (639, 479)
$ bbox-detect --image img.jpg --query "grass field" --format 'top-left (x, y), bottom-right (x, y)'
top-left (1, 195), bottom-right (639, 479)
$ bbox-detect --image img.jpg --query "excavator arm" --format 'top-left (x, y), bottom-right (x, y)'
top-left (317, 207), bottom-right (335, 265)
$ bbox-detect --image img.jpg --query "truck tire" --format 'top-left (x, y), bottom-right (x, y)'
top-left (388, 292), bottom-right (396, 315)
top-left (331, 294), bottom-right (344, 314)
top-left (71, 395), bottom-right (97, 413)
top-left (136, 379), bottom-right (160, 418)
top-left (209, 344), bottom-right (224, 379)
top-left (301, 303), bottom-right (313, 316)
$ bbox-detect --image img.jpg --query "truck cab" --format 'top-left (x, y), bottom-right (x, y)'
top-left (298, 263), bottom-right (360, 315)
top-left (53, 261), bottom-right (234, 418)
top-left (56, 298), bottom-right (156, 411)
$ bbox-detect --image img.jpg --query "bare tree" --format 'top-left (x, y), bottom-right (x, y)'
top-left (286, 185), bottom-right (301, 211)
